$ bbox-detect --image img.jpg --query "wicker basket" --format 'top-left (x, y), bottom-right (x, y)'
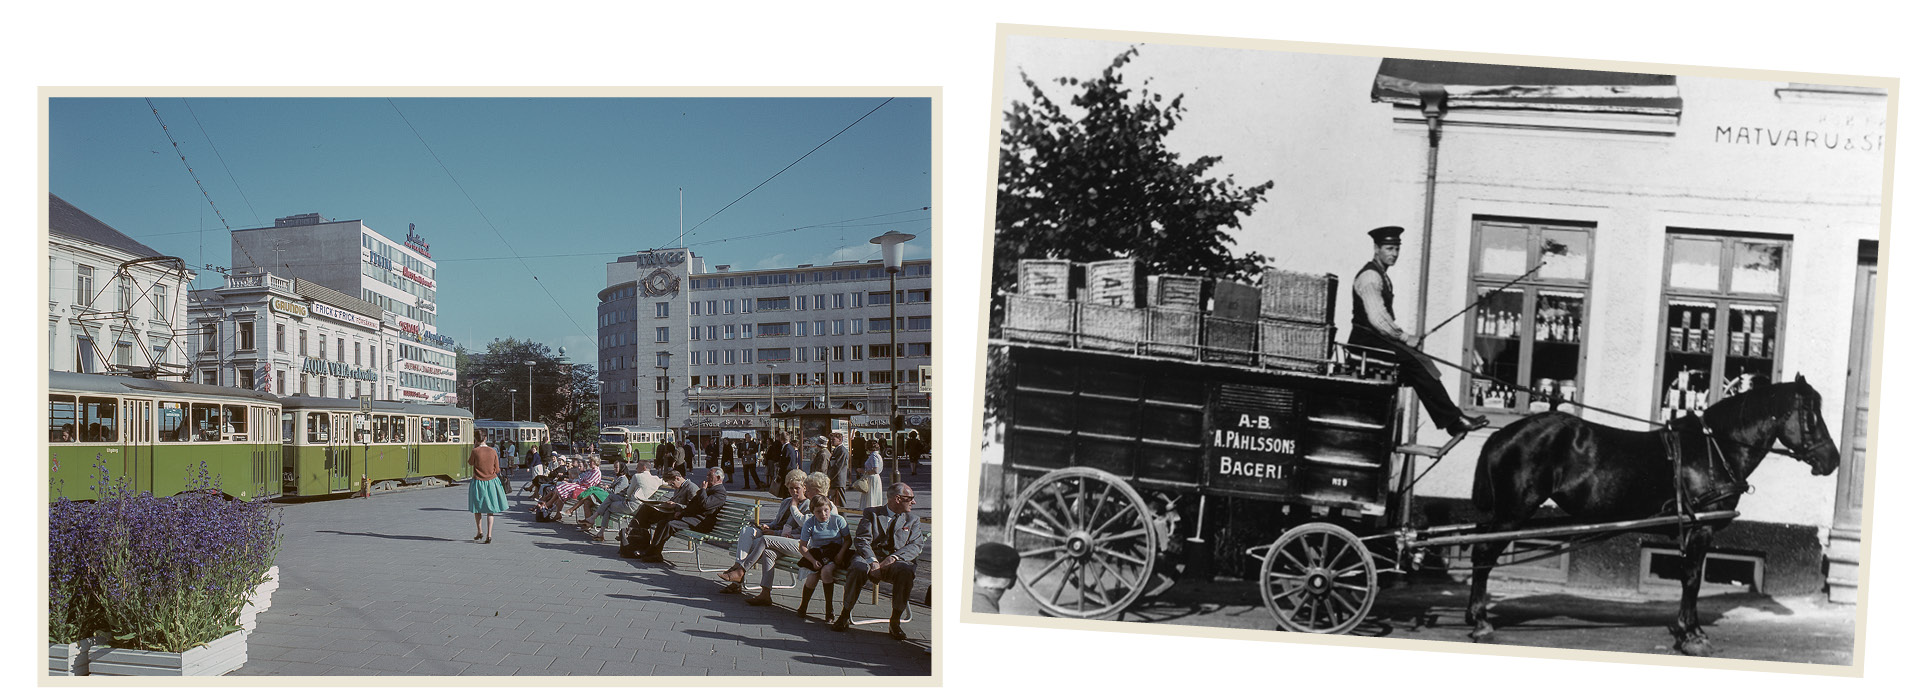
top-left (1211, 280), bottom-right (1261, 321)
top-left (1078, 303), bottom-right (1146, 352)
top-left (1260, 318), bottom-right (1334, 372)
top-left (1018, 259), bottom-right (1073, 299)
top-left (1146, 308), bottom-right (1201, 359)
top-left (1084, 259), bottom-right (1142, 307)
top-left (1005, 294), bottom-right (1074, 344)
top-left (1148, 274), bottom-right (1204, 310)
top-left (1202, 316), bottom-right (1258, 365)
top-left (1261, 270), bottom-right (1339, 325)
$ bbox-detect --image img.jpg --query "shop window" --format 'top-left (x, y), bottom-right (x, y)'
top-left (1655, 231), bottom-right (1789, 421)
top-left (1640, 545), bottom-right (1764, 594)
top-left (1464, 219), bottom-right (1594, 416)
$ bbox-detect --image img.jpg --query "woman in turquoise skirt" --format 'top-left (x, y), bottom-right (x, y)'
top-left (468, 429), bottom-right (509, 543)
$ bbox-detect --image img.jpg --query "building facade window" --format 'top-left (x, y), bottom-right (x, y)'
top-left (300, 329), bottom-right (308, 356)
top-left (656, 302), bottom-right (670, 318)
top-left (1655, 231), bottom-right (1791, 421)
top-left (154, 285), bottom-right (170, 322)
top-left (656, 327), bottom-right (669, 343)
top-left (238, 322), bottom-right (255, 351)
top-left (1464, 218), bottom-right (1594, 415)
top-left (75, 265), bottom-right (94, 307)
top-left (118, 275), bottom-right (132, 311)
top-left (239, 367), bottom-right (254, 390)
top-left (276, 324), bottom-right (286, 352)
top-left (655, 351), bottom-right (670, 368)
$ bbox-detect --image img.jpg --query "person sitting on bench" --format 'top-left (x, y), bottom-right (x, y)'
top-left (834, 482), bottom-right (925, 640)
top-left (635, 467), bottom-right (728, 563)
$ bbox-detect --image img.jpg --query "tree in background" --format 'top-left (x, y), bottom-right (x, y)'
top-left (994, 45), bottom-right (1274, 305)
top-left (454, 338), bottom-right (595, 441)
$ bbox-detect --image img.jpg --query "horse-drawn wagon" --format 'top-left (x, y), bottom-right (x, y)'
top-left (993, 290), bottom-right (1840, 652)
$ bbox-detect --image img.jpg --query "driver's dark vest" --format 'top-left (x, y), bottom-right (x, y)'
top-left (1351, 259), bottom-right (1395, 336)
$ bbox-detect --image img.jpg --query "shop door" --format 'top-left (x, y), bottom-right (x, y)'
top-left (1828, 253), bottom-right (1875, 603)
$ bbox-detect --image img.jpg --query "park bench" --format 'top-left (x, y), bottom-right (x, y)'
top-left (768, 525), bottom-right (931, 626)
top-left (656, 500), bottom-right (760, 572)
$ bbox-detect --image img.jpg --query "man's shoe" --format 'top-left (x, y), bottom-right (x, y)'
top-left (746, 593), bottom-right (774, 606)
top-left (1448, 414), bottom-right (1491, 437)
top-left (719, 565), bottom-right (745, 583)
top-left (719, 582), bottom-right (743, 595)
top-left (888, 624), bottom-right (908, 641)
top-left (831, 612), bottom-right (851, 632)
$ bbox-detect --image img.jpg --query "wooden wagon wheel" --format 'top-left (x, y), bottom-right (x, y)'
top-left (1260, 522), bottom-right (1378, 635)
top-left (1005, 467), bottom-right (1156, 619)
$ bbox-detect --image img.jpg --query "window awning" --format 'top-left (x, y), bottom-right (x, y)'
top-left (1372, 58), bottom-right (1681, 116)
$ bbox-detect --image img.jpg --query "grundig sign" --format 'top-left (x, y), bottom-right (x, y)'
top-left (270, 299), bottom-right (309, 318)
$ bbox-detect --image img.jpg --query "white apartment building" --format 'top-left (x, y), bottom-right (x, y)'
top-left (46, 194), bottom-right (196, 378)
top-left (185, 273), bottom-right (384, 399)
top-left (598, 248), bottom-right (933, 441)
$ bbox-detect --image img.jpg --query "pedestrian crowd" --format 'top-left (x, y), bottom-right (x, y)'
top-left (465, 428), bottom-right (928, 643)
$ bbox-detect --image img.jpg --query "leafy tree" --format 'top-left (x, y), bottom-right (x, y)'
top-left (994, 45), bottom-right (1274, 308)
top-left (455, 338), bottom-right (595, 441)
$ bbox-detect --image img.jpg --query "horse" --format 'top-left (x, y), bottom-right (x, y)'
top-left (1465, 374), bottom-right (1841, 656)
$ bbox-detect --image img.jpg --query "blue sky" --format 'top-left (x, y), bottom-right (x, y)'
top-left (49, 96), bottom-right (933, 359)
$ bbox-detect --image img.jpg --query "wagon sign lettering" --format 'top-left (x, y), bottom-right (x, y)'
top-left (1213, 411), bottom-right (1297, 480)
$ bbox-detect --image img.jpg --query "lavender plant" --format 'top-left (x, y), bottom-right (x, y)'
top-left (50, 461), bottom-right (281, 652)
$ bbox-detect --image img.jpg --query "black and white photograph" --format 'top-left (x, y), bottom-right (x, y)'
top-left (966, 28), bottom-right (1888, 671)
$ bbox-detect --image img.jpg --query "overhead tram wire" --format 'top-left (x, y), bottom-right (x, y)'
top-left (181, 98), bottom-right (263, 228)
top-left (385, 98), bottom-right (590, 340)
top-left (655, 97), bottom-right (898, 251)
top-left (429, 207), bottom-right (930, 262)
top-left (145, 98), bottom-right (264, 274)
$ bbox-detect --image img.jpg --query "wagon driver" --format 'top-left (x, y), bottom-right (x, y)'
top-left (1351, 225), bottom-right (1489, 437)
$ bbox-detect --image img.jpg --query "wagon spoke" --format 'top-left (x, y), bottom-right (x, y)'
top-left (1091, 557), bottom-right (1130, 591)
top-left (1049, 487), bottom-right (1081, 531)
top-left (1094, 546), bottom-right (1148, 568)
top-left (1019, 545), bottom-right (1067, 559)
top-left (1026, 497), bottom-right (1074, 536)
top-left (1089, 496), bottom-right (1133, 536)
top-left (1270, 581), bottom-right (1308, 602)
top-left (1027, 550), bottom-right (1073, 585)
top-left (1094, 528), bottom-right (1150, 546)
top-left (1332, 561), bottom-right (1370, 578)
top-left (1085, 481), bottom-right (1114, 531)
top-left (1278, 547), bottom-right (1311, 574)
top-left (1333, 582), bottom-right (1371, 593)
top-left (1076, 477), bottom-right (1089, 530)
top-left (1051, 559), bottom-right (1082, 606)
top-left (1012, 524), bottom-right (1067, 543)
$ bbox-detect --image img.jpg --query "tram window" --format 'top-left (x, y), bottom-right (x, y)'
top-left (48, 394), bottom-right (77, 443)
top-left (281, 412), bottom-right (294, 444)
top-left (372, 416), bottom-right (387, 443)
top-left (225, 406), bottom-right (248, 441)
top-left (308, 412), bottom-right (330, 443)
top-left (188, 403), bottom-right (223, 442)
top-left (447, 418), bottom-right (461, 442)
top-left (78, 397), bottom-right (118, 442)
top-left (421, 417), bottom-right (437, 443)
top-left (159, 401), bottom-right (187, 442)
top-left (435, 418), bottom-right (449, 442)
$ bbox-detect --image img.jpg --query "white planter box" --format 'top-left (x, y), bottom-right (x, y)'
top-left (241, 566), bottom-right (279, 632)
top-left (88, 629), bottom-right (248, 677)
top-left (47, 635), bottom-right (105, 676)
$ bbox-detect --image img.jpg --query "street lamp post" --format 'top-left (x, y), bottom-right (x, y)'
top-left (870, 230), bottom-right (915, 485)
top-left (766, 363), bottom-right (779, 437)
top-left (656, 352), bottom-right (674, 440)
top-left (509, 388), bottom-right (518, 421)
top-left (524, 359), bottom-right (537, 430)
top-left (472, 378), bottom-right (496, 419)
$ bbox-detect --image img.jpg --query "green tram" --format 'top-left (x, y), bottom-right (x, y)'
top-left (279, 396), bottom-right (473, 497)
top-left (474, 420), bottom-right (547, 467)
top-left (48, 370), bottom-right (283, 501)
top-left (597, 425), bottom-right (665, 463)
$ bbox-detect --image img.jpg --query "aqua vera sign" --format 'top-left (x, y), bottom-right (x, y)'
top-left (301, 356), bottom-right (378, 381)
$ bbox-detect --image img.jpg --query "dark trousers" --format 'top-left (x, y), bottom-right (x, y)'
top-left (647, 517), bottom-right (710, 555)
top-left (843, 559), bottom-right (917, 618)
top-left (1350, 327), bottom-right (1465, 430)
top-left (622, 507), bottom-right (675, 554)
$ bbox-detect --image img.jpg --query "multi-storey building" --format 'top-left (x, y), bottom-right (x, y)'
top-left (229, 214), bottom-right (457, 403)
top-left (185, 273), bottom-right (384, 399)
top-left (46, 194), bottom-right (196, 378)
top-left (597, 248), bottom-right (933, 442)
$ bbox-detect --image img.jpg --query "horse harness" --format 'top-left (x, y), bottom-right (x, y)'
top-left (1660, 422), bottom-right (1748, 521)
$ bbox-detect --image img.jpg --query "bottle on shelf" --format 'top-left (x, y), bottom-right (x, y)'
top-left (1700, 312), bottom-right (1715, 355)
top-left (1753, 315), bottom-right (1768, 358)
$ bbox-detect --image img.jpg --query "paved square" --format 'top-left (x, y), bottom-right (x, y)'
top-left (233, 474), bottom-right (933, 677)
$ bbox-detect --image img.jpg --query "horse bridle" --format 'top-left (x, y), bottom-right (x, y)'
top-left (1719, 386), bottom-right (1822, 464)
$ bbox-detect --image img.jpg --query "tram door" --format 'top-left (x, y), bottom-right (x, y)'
top-left (406, 416), bottom-right (422, 477)
top-left (127, 399), bottom-right (154, 495)
top-left (250, 406), bottom-right (276, 498)
top-left (329, 413), bottom-right (353, 492)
